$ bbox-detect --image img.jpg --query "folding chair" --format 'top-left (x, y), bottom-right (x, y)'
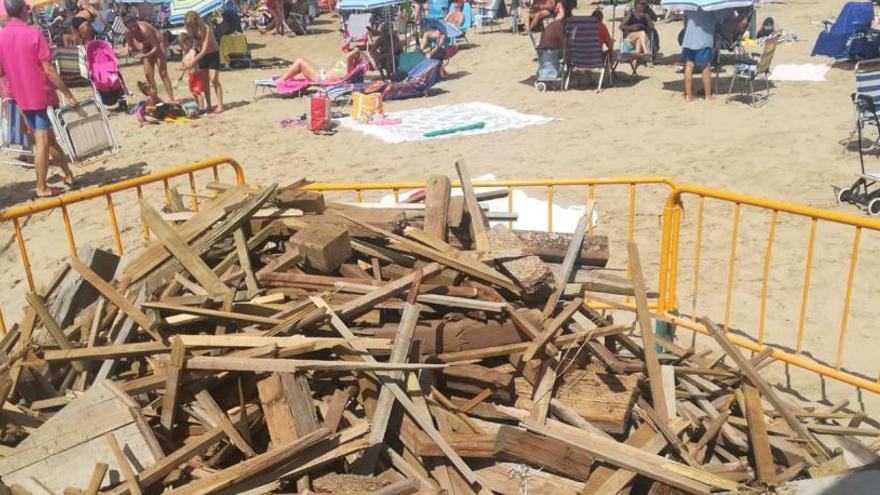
top-left (53, 47), bottom-right (90, 90)
top-left (220, 32), bottom-right (253, 68)
top-left (726, 34), bottom-right (780, 106)
top-left (0, 99), bottom-right (33, 167)
top-left (47, 98), bottom-right (119, 165)
top-left (565, 16), bottom-right (612, 91)
top-left (473, 0), bottom-right (506, 32)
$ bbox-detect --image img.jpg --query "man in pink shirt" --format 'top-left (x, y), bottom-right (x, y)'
top-left (0, 0), bottom-right (78, 198)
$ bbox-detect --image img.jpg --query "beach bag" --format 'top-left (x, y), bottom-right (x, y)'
top-left (307, 94), bottom-right (330, 131)
top-left (351, 92), bottom-right (384, 122)
top-left (537, 49), bottom-right (561, 80)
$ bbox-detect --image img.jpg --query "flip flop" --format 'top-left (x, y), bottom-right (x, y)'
top-left (63, 177), bottom-right (77, 188)
top-left (34, 186), bottom-right (66, 200)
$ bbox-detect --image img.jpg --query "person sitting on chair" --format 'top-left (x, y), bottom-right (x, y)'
top-left (620, 0), bottom-right (653, 73)
top-left (370, 22), bottom-right (402, 78)
top-left (592, 8), bottom-right (614, 53)
top-left (523, 0), bottom-right (561, 34)
top-left (420, 0), bottom-right (465, 52)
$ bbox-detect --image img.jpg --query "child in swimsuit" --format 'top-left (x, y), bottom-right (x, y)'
top-left (177, 33), bottom-right (207, 113)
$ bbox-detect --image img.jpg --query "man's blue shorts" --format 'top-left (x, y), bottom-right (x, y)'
top-left (682, 47), bottom-right (713, 67)
top-left (22, 109), bottom-right (52, 131)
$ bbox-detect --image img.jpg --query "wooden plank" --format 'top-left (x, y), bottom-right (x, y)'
top-left (454, 161), bottom-right (489, 250)
top-left (68, 256), bottom-right (163, 343)
top-left (336, 212), bottom-right (519, 294)
top-left (356, 270), bottom-right (424, 474)
top-left (702, 317), bottom-right (831, 461)
top-left (637, 398), bottom-right (700, 468)
top-left (743, 384), bottom-right (777, 484)
top-left (587, 420), bottom-right (690, 495)
top-left (83, 463), bottom-right (107, 495)
top-left (542, 208), bottom-right (592, 318)
top-left (333, 264), bottom-right (442, 322)
top-left (24, 293), bottom-right (85, 373)
top-left (159, 336), bottom-right (185, 432)
top-left (144, 302), bottom-right (284, 326)
top-left (628, 241), bottom-right (669, 425)
top-left (424, 175), bottom-right (452, 241)
top-left (124, 189), bottom-right (249, 283)
top-left (194, 389), bottom-right (256, 457)
top-left (495, 425), bottom-right (593, 480)
top-left (522, 298), bottom-right (583, 363)
top-left (312, 298), bottom-right (485, 488)
top-left (167, 428), bottom-right (330, 495)
top-left (105, 433), bottom-right (142, 495)
top-left (183, 356), bottom-right (445, 373)
top-left (523, 420), bottom-right (738, 494)
top-left (323, 386), bottom-right (356, 433)
top-left (233, 229), bottom-right (259, 291)
top-left (139, 200), bottom-right (228, 294)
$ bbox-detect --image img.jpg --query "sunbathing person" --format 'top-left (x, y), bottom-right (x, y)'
top-left (523, 0), bottom-right (562, 34)
top-left (620, 0), bottom-right (654, 73)
top-left (279, 49), bottom-right (365, 82)
top-left (419, 0), bottom-right (464, 52)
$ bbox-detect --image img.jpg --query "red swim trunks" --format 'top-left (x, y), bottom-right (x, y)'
top-left (188, 72), bottom-right (207, 94)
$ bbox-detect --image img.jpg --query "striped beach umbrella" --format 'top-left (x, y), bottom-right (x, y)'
top-left (661, 0), bottom-right (753, 11)
top-left (169, 0), bottom-right (224, 25)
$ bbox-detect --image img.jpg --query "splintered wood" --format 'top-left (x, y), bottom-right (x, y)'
top-left (0, 166), bottom-right (873, 495)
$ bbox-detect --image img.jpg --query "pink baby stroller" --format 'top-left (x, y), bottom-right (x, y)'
top-left (85, 40), bottom-right (129, 112)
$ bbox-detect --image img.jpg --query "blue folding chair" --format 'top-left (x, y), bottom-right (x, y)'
top-left (812, 2), bottom-right (879, 60)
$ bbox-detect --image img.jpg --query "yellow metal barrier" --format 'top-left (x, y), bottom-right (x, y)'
top-left (660, 185), bottom-right (880, 394)
top-left (3, 160), bottom-right (878, 396)
top-left (0, 156), bottom-right (245, 333)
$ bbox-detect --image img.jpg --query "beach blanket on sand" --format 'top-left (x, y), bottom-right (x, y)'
top-left (769, 64), bottom-right (831, 82)
top-left (339, 102), bottom-right (554, 143)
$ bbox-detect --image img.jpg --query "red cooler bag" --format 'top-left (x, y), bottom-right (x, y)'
top-left (308, 94), bottom-right (330, 131)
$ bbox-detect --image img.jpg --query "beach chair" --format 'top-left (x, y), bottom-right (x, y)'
top-left (0, 99), bottom-right (33, 167)
top-left (47, 98), bottom-right (119, 165)
top-left (565, 16), bottom-right (612, 91)
top-left (473, 0), bottom-right (506, 32)
top-left (327, 58), bottom-right (442, 100)
top-left (838, 58), bottom-right (880, 214)
top-left (725, 34), bottom-right (779, 106)
top-left (812, 2), bottom-right (880, 61)
top-left (252, 62), bottom-right (370, 99)
top-left (220, 32), bottom-right (253, 68)
top-left (343, 13), bottom-right (374, 48)
top-left (53, 47), bottom-right (90, 90)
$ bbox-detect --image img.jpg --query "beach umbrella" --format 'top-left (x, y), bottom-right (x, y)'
top-left (660, 0), bottom-right (753, 12)
top-left (337, 0), bottom-right (403, 11)
top-left (169, 0), bottom-right (224, 25)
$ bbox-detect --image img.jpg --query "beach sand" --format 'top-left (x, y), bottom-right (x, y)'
top-left (3, 0), bottom-right (880, 412)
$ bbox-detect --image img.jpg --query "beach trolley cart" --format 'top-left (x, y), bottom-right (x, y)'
top-left (838, 58), bottom-right (880, 214)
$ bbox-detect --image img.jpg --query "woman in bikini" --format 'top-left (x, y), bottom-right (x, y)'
top-left (183, 12), bottom-right (224, 113)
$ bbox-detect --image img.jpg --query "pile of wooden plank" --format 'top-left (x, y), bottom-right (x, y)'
top-left (0, 163), bottom-right (877, 494)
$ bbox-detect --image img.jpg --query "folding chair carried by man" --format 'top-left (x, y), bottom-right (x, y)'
top-left (726, 34), bottom-right (780, 106)
top-left (47, 98), bottom-right (119, 165)
top-left (53, 47), bottom-right (90, 88)
top-left (0, 99), bottom-right (33, 167)
top-left (565, 16), bottom-right (612, 91)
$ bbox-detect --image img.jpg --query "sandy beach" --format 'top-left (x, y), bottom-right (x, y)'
top-left (3, 0), bottom-right (880, 413)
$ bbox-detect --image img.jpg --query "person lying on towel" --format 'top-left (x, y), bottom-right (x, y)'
top-left (279, 48), bottom-right (365, 82)
top-left (419, 0), bottom-right (465, 53)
